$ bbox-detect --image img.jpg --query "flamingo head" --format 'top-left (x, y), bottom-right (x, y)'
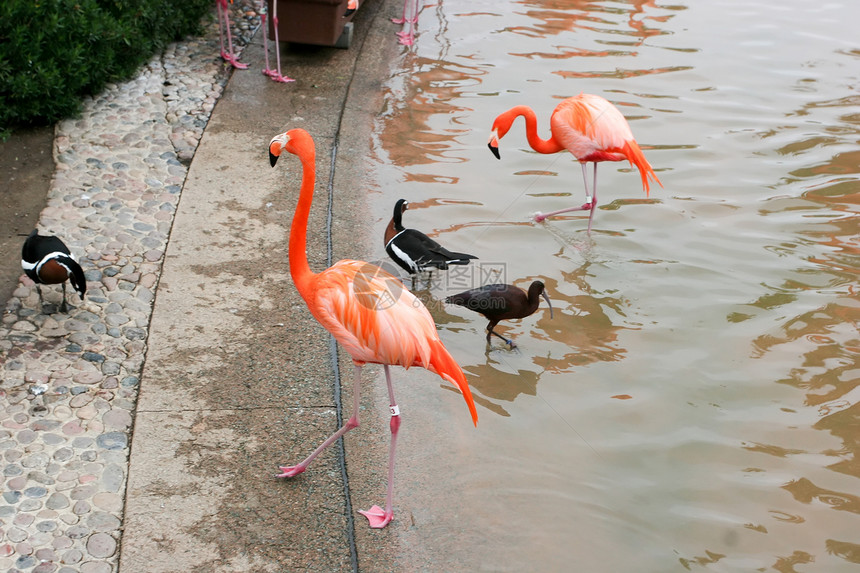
top-left (269, 129), bottom-right (313, 166)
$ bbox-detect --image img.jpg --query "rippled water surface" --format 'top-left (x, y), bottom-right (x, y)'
top-left (364, 0), bottom-right (859, 570)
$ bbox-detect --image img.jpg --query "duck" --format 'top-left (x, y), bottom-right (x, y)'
top-left (21, 230), bottom-right (86, 313)
top-left (384, 199), bottom-right (477, 285)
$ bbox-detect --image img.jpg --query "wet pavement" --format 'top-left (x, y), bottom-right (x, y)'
top-left (0, 0), bottom-right (409, 570)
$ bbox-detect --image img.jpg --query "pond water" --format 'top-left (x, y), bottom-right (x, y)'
top-left (364, 0), bottom-right (859, 570)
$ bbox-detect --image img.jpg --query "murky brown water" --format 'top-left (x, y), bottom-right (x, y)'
top-left (364, 0), bottom-right (858, 570)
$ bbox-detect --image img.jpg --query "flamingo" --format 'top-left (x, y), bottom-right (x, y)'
top-left (216, 0), bottom-right (249, 69)
top-left (392, 0), bottom-right (419, 45)
top-left (446, 281), bottom-right (553, 348)
top-left (488, 93), bottom-right (663, 233)
top-left (269, 129), bottom-right (478, 529)
top-left (260, 0), bottom-right (295, 82)
top-left (21, 230), bottom-right (87, 314)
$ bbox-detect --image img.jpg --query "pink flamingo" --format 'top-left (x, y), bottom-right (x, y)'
top-left (488, 93), bottom-right (663, 233)
top-left (269, 128), bottom-right (478, 529)
top-left (392, 0), bottom-right (419, 45)
top-left (216, 0), bottom-right (249, 69)
top-left (260, 0), bottom-right (295, 82)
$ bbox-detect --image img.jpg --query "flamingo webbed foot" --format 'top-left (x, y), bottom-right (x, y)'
top-left (221, 52), bottom-right (249, 70)
top-left (534, 212), bottom-right (546, 223)
top-left (263, 69), bottom-right (296, 83)
top-left (359, 505), bottom-right (394, 528)
top-left (276, 464), bottom-right (307, 478)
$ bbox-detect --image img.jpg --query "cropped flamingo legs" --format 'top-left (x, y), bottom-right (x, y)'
top-left (216, 0), bottom-right (248, 69)
top-left (260, 0), bottom-right (295, 82)
top-left (392, 0), bottom-right (419, 45)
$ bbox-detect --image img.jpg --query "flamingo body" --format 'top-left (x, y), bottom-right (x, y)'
top-left (489, 93), bottom-right (662, 232)
top-left (269, 129), bottom-right (477, 528)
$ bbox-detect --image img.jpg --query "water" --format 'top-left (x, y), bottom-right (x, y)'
top-left (365, 0), bottom-right (859, 570)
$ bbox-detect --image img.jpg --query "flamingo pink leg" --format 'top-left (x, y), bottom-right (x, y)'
top-left (393, 0), bottom-right (419, 46)
top-left (534, 163), bottom-right (600, 233)
top-left (217, 0), bottom-right (249, 69)
top-left (262, 0), bottom-right (295, 83)
top-left (276, 364), bottom-right (362, 478)
top-left (358, 365), bottom-right (400, 528)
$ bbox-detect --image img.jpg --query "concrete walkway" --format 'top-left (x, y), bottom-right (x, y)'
top-left (120, 2), bottom-right (408, 571)
top-left (1, 0), bottom-right (424, 570)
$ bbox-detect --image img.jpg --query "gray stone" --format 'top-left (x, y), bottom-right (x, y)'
top-left (7, 527), bottom-right (28, 542)
top-left (96, 432), bottom-right (127, 450)
top-left (46, 492), bottom-right (70, 510)
top-left (82, 352), bottom-right (105, 363)
top-left (87, 511), bottom-right (120, 532)
top-left (102, 464), bottom-right (125, 493)
top-left (85, 532), bottom-right (116, 558)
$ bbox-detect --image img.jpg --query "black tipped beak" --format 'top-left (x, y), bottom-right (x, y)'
top-left (542, 291), bottom-right (554, 319)
top-left (488, 143), bottom-right (500, 160)
top-left (269, 152), bottom-right (278, 167)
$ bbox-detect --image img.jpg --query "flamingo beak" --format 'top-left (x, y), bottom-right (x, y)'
top-left (542, 290), bottom-right (554, 319)
top-left (269, 132), bottom-right (290, 167)
top-left (488, 129), bottom-right (500, 159)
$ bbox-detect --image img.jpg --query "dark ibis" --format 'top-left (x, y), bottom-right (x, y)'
top-left (21, 230), bottom-right (86, 314)
top-left (384, 199), bottom-right (477, 285)
top-left (446, 281), bottom-right (553, 347)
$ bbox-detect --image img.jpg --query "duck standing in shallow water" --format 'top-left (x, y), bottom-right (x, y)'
top-left (446, 281), bottom-right (553, 348)
top-left (21, 230), bottom-right (86, 314)
top-left (384, 199), bottom-right (478, 286)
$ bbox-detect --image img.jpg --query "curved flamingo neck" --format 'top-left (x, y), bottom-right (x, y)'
top-left (289, 142), bottom-right (317, 296)
top-left (495, 105), bottom-right (564, 155)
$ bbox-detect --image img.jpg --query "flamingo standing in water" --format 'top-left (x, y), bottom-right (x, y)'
top-left (488, 93), bottom-right (663, 233)
top-left (269, 129), bottom-right (478, 529)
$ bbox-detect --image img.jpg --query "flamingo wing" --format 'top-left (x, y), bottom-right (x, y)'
top-left (551, 94), bottom-right (662, 193)
top-left (550, 95), bottom-right (635, 160)
top-left (307, 260), bottom-right (436, 366)
top-left (307, 259), bottom-right (478, 425)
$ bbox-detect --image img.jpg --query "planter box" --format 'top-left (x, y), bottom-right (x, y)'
top-left (267, 0), bottom-right (357, 47)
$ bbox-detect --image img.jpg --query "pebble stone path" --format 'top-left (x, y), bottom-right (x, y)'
top-left (0, 4), bottom-right (262, 572)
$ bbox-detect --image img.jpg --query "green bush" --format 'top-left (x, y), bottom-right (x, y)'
top-left (0, 0), bottom-right (212, 135)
